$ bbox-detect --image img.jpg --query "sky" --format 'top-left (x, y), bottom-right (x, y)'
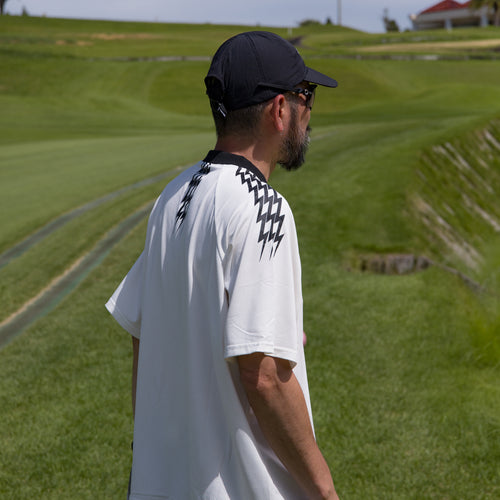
top-left (4, 1), bottom-right (437, 33)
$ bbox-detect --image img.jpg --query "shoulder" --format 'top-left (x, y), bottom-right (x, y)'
top-left (216, 167), bottom-right (295, 260)
top-left (151, 161), bottom-right (216, 215)
top-left (220, 165), bottom-right (291, 212)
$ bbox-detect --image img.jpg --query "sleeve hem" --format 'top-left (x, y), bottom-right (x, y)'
top-left (224, 342), bottom-right (297, 368)
top-left (105, 298), bottom-right (141, 338)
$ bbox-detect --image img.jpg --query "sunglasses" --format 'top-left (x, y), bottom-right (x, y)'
top-left (261, 83), bottom-right (318, 109)
top-left (288, 85), bottom-right (317, 109)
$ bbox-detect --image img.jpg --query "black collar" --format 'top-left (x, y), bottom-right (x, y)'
top-left (203, 150), bottom-right (267, 184)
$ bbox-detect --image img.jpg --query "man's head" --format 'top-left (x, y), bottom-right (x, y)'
top-left (205, 31), bottom-right (337, 116)
top-left (205, 31), bottom-right (337, 169)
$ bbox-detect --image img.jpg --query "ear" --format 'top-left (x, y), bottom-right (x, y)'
top-left (269, 94), bottom-right (287, 133)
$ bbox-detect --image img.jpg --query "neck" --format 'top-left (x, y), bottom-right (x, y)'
top-left (214, 137), bottom-right (277, 181)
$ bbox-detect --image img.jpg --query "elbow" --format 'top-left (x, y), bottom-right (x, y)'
top-left (239, 365), bottom-right (276, 397)
top-left (238, 353), bottom-right (292, 399)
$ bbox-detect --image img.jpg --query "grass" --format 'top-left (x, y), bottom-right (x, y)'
top-left (0, 15), bottom-right (499, 499)
top-left (0, 224), bottom-right (145, 498)
top-left (0, 179), bottom-right (165, 323)
top-left (0, 132), bottom-right (213, 252)
top-left (0, 15), bottom-right (284, 58)
top-left (306, 266), bottom-right (499, 498)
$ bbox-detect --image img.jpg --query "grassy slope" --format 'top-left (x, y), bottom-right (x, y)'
top-left (0, 16), bottom-right (499, 499)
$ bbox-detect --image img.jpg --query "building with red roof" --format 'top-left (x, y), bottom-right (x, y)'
top-left (410, 1), bottom-right (495, 30)
top-left (421, 1), bottom-right (469, 15)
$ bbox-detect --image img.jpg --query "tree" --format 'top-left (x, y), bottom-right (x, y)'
top-left (382, 8), bottom-right (400, 33)
top-left (0, 0), bottom-right (8, 15)
top-left (470, 0), bottom-right (500, 26)
top-left (298, 19), bottom-right (322, 27)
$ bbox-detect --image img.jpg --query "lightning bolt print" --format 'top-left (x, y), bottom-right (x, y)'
top-left (235, 167), bottom-right (285, 260)
top-left (175, 162), bottom-right (211, 230)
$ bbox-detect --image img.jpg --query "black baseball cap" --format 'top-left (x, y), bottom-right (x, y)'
top-left (205, 31), bottom-right (337, 117)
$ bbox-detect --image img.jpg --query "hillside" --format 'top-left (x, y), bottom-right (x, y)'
top-left (0, 16), bottom-right (499, 499)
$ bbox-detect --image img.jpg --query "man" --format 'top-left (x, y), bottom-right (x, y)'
top-left (106, 31), bottom-right (339, 499)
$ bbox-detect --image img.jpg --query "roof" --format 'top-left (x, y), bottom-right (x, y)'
top-left (421, 0), bottom-right (471, 14)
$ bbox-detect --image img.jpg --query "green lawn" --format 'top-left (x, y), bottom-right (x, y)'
top-left (0, 15), bottom-right (499, 499)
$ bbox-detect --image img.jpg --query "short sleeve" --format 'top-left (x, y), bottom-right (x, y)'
top-left (222, 179), bottom-right (302, 367)
top-left (105, 252), bottom-right (144, 338)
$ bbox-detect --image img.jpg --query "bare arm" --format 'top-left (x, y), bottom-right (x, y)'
top-left (237, 353), bottom-right (339, 500)
top-left (132, 336), bottom-right (139, 418)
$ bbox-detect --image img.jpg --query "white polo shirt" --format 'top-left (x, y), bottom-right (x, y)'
top-left (106, 151), bottom-right (312, 499)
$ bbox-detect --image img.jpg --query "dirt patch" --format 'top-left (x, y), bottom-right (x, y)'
top-left (347, 252), bottom-right (484, 291)
top-left (348, 253), bottom-right (432, 275)
top-left (55, 39), bottom-right (93, 46)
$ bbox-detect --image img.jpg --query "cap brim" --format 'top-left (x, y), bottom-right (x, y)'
top-left (305, 67), bottom-right (338, 88)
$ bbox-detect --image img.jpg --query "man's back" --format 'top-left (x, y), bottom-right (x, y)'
top-left (107, 151), bottom-right (309, 499)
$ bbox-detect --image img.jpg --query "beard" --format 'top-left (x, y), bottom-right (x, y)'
top-left (277, 106), bottom-right (311, 171)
